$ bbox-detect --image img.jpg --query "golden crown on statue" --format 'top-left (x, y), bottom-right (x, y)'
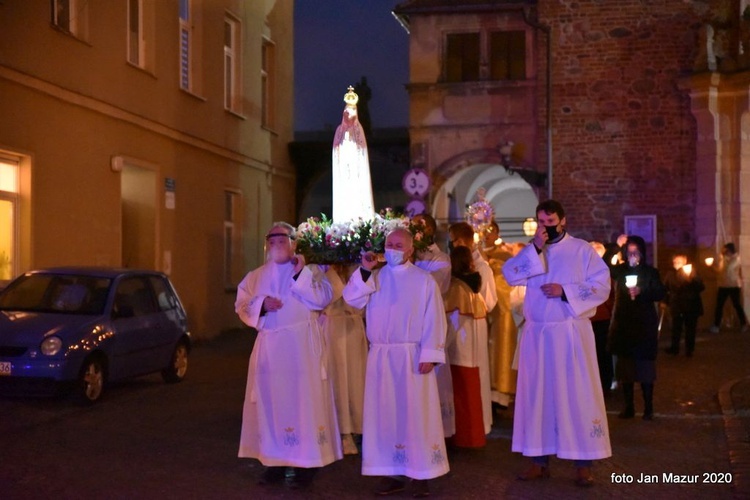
top-left (343, 85), bottom-right (359, 106)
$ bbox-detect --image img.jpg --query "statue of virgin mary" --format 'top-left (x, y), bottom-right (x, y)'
top-left (332, 86), bottom-right (374, 222)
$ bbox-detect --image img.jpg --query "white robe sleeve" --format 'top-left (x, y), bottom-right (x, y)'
top-left (419, 279), bottom-right (447, 365)
top-left (234, 270), bottom-right (265, 329)
top-left (479, 263), bottom-right (498, 311)
top-left (502, 244), bottom-right (546, 286)
top-left (342, 267), bottom-right (377, 309)
top-left (325, 267), bottom-right (345, 304)
top-left (416, 255), bottom-right (451, 295)
top-left (290, 265), bottom-right (333, 311)
top-left (560, 251), bottom-right (611, 318)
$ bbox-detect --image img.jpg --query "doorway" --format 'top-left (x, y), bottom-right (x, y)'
top-left (433, 163), bottom-right (538, 242)
top-left (121, 162), bottom-right (157, 269)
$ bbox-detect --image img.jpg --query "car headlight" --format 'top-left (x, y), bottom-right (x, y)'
top-left (41, 336), bottom-right (63, 356)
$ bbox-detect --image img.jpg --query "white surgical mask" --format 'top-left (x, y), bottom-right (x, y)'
top-left (628, 255), bottom-right (639, 268)
top-left (384, 249), bottom-right (405, 267)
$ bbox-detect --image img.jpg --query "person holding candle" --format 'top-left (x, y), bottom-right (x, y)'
top-left (663, 253), bottom-right (705, 357)
top-left (608, 235), bottom-right (666, 421)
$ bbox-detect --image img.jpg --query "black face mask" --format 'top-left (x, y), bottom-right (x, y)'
top-left (545, 224), bottom-right (561, 241)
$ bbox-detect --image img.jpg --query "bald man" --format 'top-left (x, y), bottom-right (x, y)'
top-left (344, 227), bottom-right (449, 497)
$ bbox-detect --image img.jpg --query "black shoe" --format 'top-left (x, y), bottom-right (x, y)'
top-left (618, 408), bottom-right (635, 419)
top-left (643, 412), bottom-right (654, 421)
top-left (258, 466), bottom-right (286, 486)
top-left (492, 401), bottom-right (508, 412)
top-left (663, 348), bottom-right (678, 355)
top-left (289, 467), bottom-right (318, 490)
top-left (375, 477), bottom-right (406, 496)
top-left (685, 351), bottom-right (693, 357)
top-left (411, 479), bottom-right (431, 498)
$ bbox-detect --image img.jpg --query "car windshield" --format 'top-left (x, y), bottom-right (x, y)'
top-left (0, 274), bottom-right (112, 315)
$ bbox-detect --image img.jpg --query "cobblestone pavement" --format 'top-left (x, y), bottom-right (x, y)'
top-left (2, 326), bottom-right (749, 499)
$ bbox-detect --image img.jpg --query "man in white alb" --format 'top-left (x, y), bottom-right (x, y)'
top-left (502, 200), bottom-right (611, 487)
top-left (343, 227), bottom-right (448, 498)
top-left (235, 222), bottom-right (342, 489)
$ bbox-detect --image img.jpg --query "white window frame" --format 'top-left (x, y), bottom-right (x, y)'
top-left (52, 0), bottom-right (88, 39)
top-left (127, 0), bottom-right (145, 67)
top-left (52, 0), bottom-right (77, 34)
top-left (261, 38), bottom-right (275, 129)
top-left (179, 0), bottom-right (192, 91)
top-left (223, 190), bottom-right (242, 290)
top-left (224, 15), bottom-right (242, 113)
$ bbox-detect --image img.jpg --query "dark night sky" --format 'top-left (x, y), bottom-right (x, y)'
top-left (294, 0), bottom-right (410, 132)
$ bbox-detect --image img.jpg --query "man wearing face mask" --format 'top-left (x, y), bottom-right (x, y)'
top-left (502, 200), bottom-right (612, 487)
top-left (235, 222), bottom-right (341, 489)
top-left (343, 227), bottom-right (449, 498)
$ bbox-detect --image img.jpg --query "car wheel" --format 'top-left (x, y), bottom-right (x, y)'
top-left (162, 340), bottom-right (188, 383)
top-left (78, 356), bottom-right (106, 404)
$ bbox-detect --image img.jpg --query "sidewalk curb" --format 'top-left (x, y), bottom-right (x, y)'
top-left (718, 376), bottom-right (750, 499)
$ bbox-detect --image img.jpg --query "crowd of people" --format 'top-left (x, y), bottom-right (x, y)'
top-left (232, 201), bottom-right (747, 496)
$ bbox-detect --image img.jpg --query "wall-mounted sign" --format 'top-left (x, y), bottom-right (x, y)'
top-left (405, 198), bottom-right (427, 218)
top-left (402, 168), bottom-right (430, 198)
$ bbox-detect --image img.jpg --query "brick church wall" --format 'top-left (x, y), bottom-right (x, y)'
top-left (537, 0), bottom-right (708, 266)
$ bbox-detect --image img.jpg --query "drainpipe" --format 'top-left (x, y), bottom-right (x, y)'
top-left (521, 8), bottom-right (552, 198)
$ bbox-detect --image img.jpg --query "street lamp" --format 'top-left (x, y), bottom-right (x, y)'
top-left (522, 217), bottom-right (538, 237)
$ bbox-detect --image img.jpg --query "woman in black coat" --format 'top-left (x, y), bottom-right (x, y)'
top-left (608, 236), bottom-right (666, 421)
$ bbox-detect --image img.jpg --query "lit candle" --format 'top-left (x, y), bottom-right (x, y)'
top-left (473, 232), bottom-right (480, 244)
top-left (625, 275), bottom-right (638, 300)
top-left (494, 237), bottom-right (503, 246)
top-left (705, 257), bottom-right (714, 266)
top-left (682, 264), bottom-right (693, 276)
top-left (610, 255), bottom-right (619, 266)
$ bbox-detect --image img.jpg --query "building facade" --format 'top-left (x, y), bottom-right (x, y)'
top-left (394, 0), bottom-right (750, 320)
top-left (0, 0), bottom-right (294, 338)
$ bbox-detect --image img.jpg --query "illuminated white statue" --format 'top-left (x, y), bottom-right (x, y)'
top-left (332, 86), bottom-right (374, 222)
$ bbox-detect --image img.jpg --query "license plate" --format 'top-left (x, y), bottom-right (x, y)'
top-left (0, 361), bottom-right (10, 376)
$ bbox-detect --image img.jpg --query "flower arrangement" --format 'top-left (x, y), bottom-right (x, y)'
top-left (295, 208), bottom-right (433, 264)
